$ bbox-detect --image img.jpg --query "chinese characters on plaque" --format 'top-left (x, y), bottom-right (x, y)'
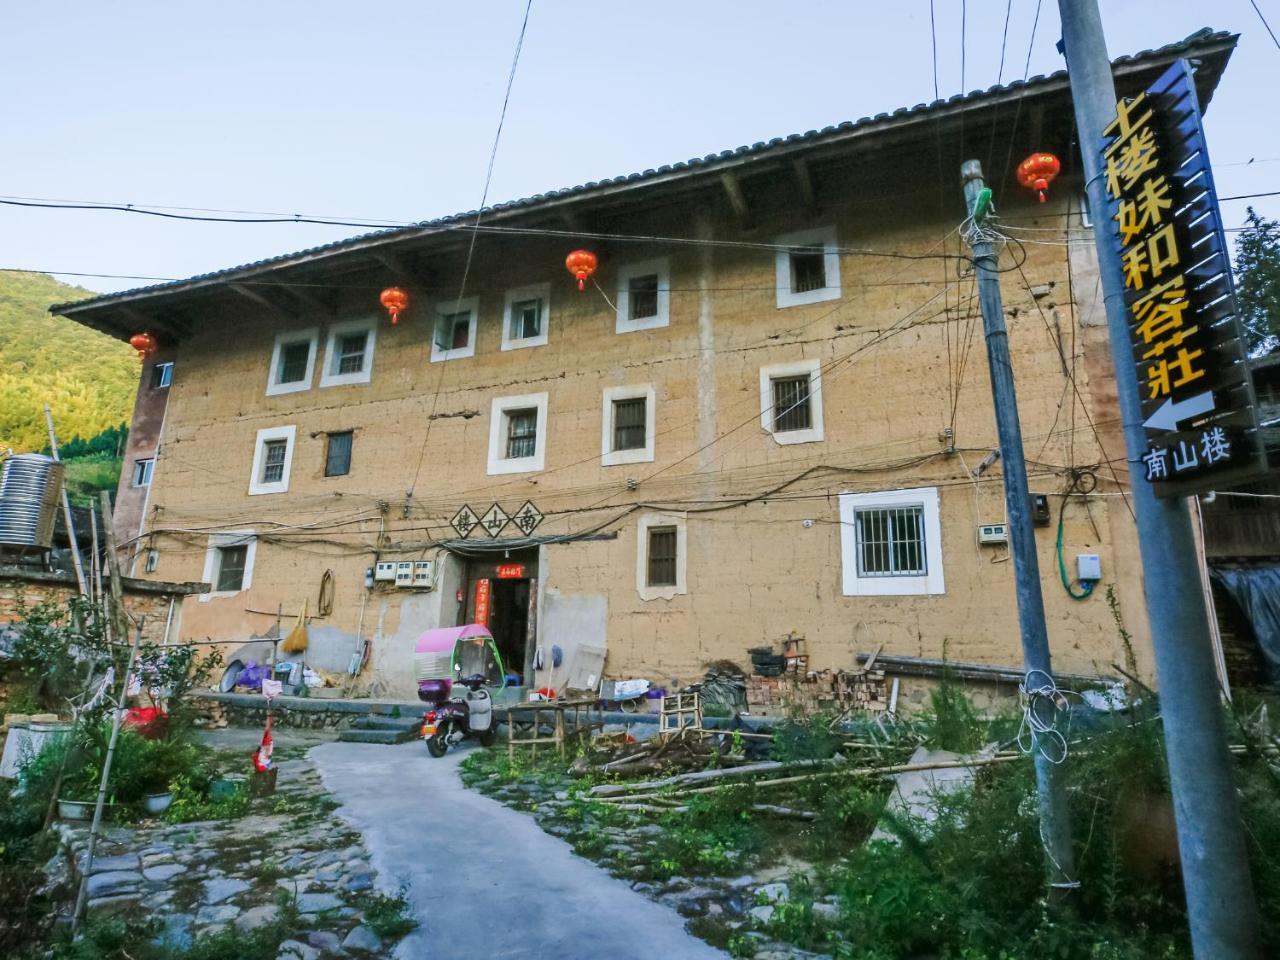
top-left (1102, 59), bottom-right (1264, 496)
top-left (449, 501), bottom-right (544, 540)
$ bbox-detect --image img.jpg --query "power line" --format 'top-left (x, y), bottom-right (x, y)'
top-left (1249, 0), bottom-right (1280, 52)
top-left (413, 0), bottom-right (534, 502)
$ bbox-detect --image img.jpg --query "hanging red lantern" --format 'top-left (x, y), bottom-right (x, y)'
top-left (1017, 152), bottom-right (1062, 204)
top-left (564, 250), bottom-right (598, 291)
top-left (379, 287), bottom-right (409, 325)
top-left (128, 331), bottom-right (157, 361)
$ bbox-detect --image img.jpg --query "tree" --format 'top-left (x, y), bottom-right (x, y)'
top-left (1233, 207), bottom-right (1280, 355)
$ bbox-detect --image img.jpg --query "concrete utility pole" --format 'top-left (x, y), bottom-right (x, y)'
top-left (961, 159), bottom-right (1075, 890)
top-left (1056, 1), bottom-right (1262, 955)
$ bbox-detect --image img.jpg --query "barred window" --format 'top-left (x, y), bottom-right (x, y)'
top-left (336, 332), bottom-right (368, 375)
top-left (216, 544), bottom-right (248, 593)
top-left (772, 376), bottom-right (812, 433)
top-left (261, 439), bottom-right (288, 484)
top-left (506, 409), bottom-right (538, 459)
top-left (647, 526), bottom-right (678, 587)
top-left (790, 249), bottom-right (827, 293)
top-left (613, 398), bottom-right (647, 451)
top-left (628, 274), bottom-right (659, 320)
top-left (278, 342), bottom-right (311, 383)
top-left (856, 506), bottom-right (926, 577)
top-left (325, 431), bottom-right (353, 477)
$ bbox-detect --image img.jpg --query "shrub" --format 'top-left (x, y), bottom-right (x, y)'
top-left (358, 887), bottom-right (418, 938)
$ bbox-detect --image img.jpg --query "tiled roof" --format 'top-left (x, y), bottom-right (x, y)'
top-left (53, 28), bottom-right (1234, 318)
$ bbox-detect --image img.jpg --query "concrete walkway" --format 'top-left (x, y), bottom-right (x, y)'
top-left (312, 740), bottom-right (726, 960)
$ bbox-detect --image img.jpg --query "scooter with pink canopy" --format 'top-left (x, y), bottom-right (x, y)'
top-left (413, 624), bottom-right (507, 757)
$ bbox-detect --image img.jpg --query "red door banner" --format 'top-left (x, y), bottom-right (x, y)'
top-left (474, 578), bottom-right (492, 626)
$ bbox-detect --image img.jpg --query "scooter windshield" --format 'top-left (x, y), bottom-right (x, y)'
top-left (453, 638), bottom-right (504, 685)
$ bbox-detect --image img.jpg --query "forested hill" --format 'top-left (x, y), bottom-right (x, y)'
top-left (0, 271), bottom-right (136, 452)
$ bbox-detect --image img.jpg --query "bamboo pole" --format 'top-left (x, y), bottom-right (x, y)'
top-left (595, 754), bottom-right (1023, 804)
top-left (71, 616), bottom-right (145, 931)
top-left (44, 404), bottom-right (87, 595)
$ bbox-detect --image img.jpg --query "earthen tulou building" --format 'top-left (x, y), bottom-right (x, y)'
top-left (54, 31), bottom-right (1241, 704)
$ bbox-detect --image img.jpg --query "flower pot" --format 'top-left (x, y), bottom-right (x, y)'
top-left (58, 798), bottom-right (94, 820)
top-left (144, 791), bottom-right (173, 814)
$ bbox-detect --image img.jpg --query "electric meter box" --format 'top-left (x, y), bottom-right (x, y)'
top-left (374, 561), bottom-right (397, 582)
top-left (394, 561), bottom-right (414, 587)
top-left (1077, 554), bottom-right (1102, 582)
top-left (412, 560), bottom-right (434, 587)
top-left (977, 522), bottom-right (1009, 544)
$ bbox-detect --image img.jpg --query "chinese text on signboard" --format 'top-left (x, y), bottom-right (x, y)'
top-left (1102, 59), bottom-right (1263, 496)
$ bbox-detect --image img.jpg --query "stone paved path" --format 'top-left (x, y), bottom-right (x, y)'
top-left (313, 740), bottom-right (727, 960)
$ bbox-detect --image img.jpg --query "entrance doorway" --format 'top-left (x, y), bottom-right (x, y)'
top-left (461, 549), bottom-right (538, 688)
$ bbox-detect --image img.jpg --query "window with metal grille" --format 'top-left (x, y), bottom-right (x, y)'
top-left (647, 526), bottom-right (678, 587)
top-left (855, 506), bottom-right (926, 577)
top-left (132, 459), bottom-right (154, 487)
top-left (790, 248), bottom-right (827, 293)
top-left (278, 342), bottom-right (311, 383)
top-left (613, 398), bottom-right (647, 451)
top-left (336, 332), bottom-right (368, 374)
top-left (151, 362), bottom-right (173, 389)
top-left (261, 439), bottom-right (288, 483)
top-left (510, 298), bottom-right (543, 340)
top-left (771, 376), bottom-right (812, 433)
top-left (505, 409), bottom-right (537, 459)
top-left (628, 274), bottom-right (659, 320)
top-left (216, 544), bottom-right (248, 592)
top-left (436, 311), bottom-right (471, 350)
top-left (325, 431), bottom-right (353, 477)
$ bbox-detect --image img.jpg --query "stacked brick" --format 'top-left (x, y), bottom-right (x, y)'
top-left (745, 667), bottom-right (888, 715)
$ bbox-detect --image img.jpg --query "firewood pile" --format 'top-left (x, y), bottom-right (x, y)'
top-left (585, 729), bottom-right (733, 778)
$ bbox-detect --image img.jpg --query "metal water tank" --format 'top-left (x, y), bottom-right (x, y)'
top-left (0, 454), bottom-right (65, 550)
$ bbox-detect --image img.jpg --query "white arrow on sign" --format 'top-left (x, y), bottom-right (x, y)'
top-left (1143, 390), bottom-right (1216, 432)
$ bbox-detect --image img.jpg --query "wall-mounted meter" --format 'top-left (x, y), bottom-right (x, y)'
top-left (374, 561), bottom-right (397, 582)
top-left (977, 522), bottom-right (1009, 545)
top-left (394, 561), bottom-right (414, 587)
top-left (413, 560), bottom-right (434, 587)
top-left (1077, 554), bottom-right (1102, 582)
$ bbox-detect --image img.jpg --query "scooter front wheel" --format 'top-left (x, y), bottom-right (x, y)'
top-left (426, 723), bottom-right (449, 757)
top-left (478, 725), bottom-right (498, 747)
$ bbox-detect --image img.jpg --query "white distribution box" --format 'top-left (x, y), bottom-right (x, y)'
top-left (374, 561), bottom-right (397, 582)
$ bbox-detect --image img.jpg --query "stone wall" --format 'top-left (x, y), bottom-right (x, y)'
top-left (0, 566), bottom-right (198, 644)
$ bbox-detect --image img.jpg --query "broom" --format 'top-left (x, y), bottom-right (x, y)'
top-left (280, 599), bottom-right (308, 653)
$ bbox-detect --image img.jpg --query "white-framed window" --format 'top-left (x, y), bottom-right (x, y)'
top-left (430, 297), bottom-right (479, 362)
top-left (319, 319), bottom-right (376, 388)
top-left (615, 258), bottom-right (671, 333)
top-left (601, 384), bottom-right (656, 466)
top-left (248, 425), bottom-right (296, 495)
top-left (132, 458), bottom-right (155, 488)
top-left (150, 362), bottom-right (174, 389)
top-left (486, 392), bottom-right (549, 475)
top-left (266, 327), bottom-right (319, 396)
top-left (759, 358), bottom-right (824, 445)
top-left (839, 487), bottom-right (945, 596)
top-left (501, 283), bottom-right (551, 351)
top-left (200, 530), bottom-right (257, 601)
top-left (635, 512), bottom-right (687, 601)
top-left (775, 226), bottom-right (841, 308)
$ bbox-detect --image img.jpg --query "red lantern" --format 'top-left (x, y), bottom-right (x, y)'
top-left (379, 287), bottom-right (409, 325)
top-left (564, 250), bottom-right (598, 291)
top-left (128, 331), bottom-right (157, 361)
top-left (1017, 152), bottom-right (1062, 204)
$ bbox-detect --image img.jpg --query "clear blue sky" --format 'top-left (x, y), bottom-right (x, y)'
top-left (2, 1), bottom-right (1277, 295)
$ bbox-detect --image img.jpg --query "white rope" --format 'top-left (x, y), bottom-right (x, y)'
top-left (1017, 668), bottom-right (1075, 765)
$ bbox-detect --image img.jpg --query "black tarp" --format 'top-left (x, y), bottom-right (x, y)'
top-left (1211, 564), bottom-right (1280, 680)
